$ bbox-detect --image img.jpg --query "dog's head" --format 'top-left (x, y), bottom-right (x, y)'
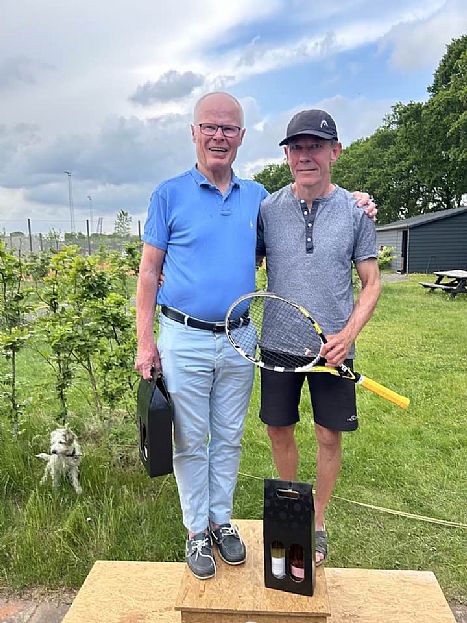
top-left (50, 427), bottom-right (78, 456)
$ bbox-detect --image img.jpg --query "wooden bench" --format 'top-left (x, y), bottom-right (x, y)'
top-left (419, 282), bottom-right (456, 292)
top-left (419, 270), bottom-right (467, 298)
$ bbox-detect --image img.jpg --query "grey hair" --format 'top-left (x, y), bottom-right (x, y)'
top-left (193, 92), bottom-right (244, 127)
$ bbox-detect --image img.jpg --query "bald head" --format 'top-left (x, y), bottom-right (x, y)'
top-left (193, 92), bottom-right (244, 127)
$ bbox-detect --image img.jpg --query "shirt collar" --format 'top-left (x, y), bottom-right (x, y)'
top-left (190, 165), bottom-right (240, 190)
top-left (288, 183), bottom-right (339, 204)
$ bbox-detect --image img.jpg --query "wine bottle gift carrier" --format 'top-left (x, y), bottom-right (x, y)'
top-left (263, 478), bottom-right (316, 596)
top-left (137, 373), bottom-right (174, 477)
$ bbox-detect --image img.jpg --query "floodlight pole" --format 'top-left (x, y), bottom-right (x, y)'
top-left (64, 171), bottom-right (76, 233)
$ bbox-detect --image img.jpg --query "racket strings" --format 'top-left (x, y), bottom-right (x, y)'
top-left (228, 295), bottom-right (323, 371)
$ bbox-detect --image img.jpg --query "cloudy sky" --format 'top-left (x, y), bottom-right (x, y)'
top-left (1, 0), bottom-right (465, 235)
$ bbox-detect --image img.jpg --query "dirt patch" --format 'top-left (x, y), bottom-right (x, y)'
top-left (0, 587), bottom-right (76, 605)
top-left (451, 603), bottom-right (467, 623)
top-left (380, 271), bottom-right (409, 282)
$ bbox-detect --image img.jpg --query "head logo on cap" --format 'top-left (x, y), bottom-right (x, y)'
top-left (279, 109), bottom-right (338, 146)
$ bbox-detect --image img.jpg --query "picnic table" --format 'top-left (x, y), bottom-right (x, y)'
top-left (419, 269), bottom-right (467, 298)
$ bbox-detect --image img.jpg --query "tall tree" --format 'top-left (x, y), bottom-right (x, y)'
top-left (424, 43), bottom-right (467, 208)
top-left (114, 210), bottom-right (132, 237)
top-left (429, 34), bottom-right (467, 96)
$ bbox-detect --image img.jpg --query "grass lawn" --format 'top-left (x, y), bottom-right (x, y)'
top-left (0, 274), bottom-right (466, 602)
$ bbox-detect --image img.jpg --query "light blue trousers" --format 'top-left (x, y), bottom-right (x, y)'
top-left (158, 314), bottom-right (254, 534)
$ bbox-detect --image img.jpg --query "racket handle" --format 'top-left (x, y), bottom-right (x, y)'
top-left (359, 376), bottom-right (410, 409)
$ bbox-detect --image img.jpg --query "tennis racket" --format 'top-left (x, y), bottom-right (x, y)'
top-left (225, 291), bottom-right (410, 410)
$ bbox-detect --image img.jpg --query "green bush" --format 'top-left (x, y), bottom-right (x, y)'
top-left (378, 246), bottom-right (395, 270)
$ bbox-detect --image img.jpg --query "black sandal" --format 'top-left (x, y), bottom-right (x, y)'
top-left (315, 529), bottom-right (328, 566)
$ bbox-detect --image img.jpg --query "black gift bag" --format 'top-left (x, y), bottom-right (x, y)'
top-left (263, 478), bottom-right (315, 596)
top-left (137, 374), bottom-right (173, 477)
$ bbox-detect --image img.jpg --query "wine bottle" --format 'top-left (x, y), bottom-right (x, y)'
top-left (271, 540), bottom-right (286, 578)
top-left (289, 543), bottom-right (304, 581)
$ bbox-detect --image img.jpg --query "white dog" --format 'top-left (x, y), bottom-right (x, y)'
top-left (36, 428), bottom-right (82, 494)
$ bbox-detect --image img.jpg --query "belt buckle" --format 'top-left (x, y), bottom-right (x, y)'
top-left (230, 316), bottom-right (245, 329)
top-left (212, 322), bottom-right (225, 332)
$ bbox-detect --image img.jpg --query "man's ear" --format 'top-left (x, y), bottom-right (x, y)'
top-left (330, 141), bottom-right (342, 164)
top-left (191, 124), bottom-right (196, 144)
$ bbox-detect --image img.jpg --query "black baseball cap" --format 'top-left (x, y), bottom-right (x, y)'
top-left (279, 109), bottom-right (338, 145)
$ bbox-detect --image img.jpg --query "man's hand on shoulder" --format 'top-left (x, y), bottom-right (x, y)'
top-left (352, 191), bottom-right (377, 221)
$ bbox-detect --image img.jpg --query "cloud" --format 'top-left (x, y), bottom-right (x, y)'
top-left (1, 0), bottom-right (464, 235)
top-left (380, 0), bottom-right (467, 71)
top-left (0, 56), bottom-right (53, 92)
top-left (0, 112), bottom-right (195, 192)
top-left (232, 31), bottom-right (341, 77)
top-left (130, 70), bottom-right (206, 105)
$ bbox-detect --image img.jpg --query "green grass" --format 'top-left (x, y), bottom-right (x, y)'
top-left (0, 275), bottom-right (466, 601)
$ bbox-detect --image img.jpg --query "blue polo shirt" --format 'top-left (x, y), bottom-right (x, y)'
top-left (143, 166), bottom-right (267, 321)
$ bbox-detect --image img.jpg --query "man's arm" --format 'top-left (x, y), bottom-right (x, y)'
top-left (320, 258), bottom-right (381, 367)
top-left (256, 211), bottom-right (266, 268)
top-left (135, 243), bottom-right (166, 380)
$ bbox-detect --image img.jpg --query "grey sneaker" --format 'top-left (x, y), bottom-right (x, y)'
top-left (185, 532), bottom-right (216, 579)
top-left (210, 523), bottom-right (246, 565)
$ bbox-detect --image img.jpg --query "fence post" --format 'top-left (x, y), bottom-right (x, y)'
top-left (39, 233), bottom-right (44, 252)
top-left (86, 219), bottom-right (91, 255)
top-left (138, 220), bottom-right (141, 241)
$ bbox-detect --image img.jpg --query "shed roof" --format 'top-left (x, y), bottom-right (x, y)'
top-left (376, 206), bottom-right (467, 231)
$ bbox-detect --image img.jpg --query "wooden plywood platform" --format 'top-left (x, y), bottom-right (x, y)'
top-left (62, 520), bottom-right (456, 623)
top-left (327, 567), bottom-right (456, 623)
top-left (175, 520), bottom-right (330, 622)
top-left (62, 561), bottom-right (184, 623)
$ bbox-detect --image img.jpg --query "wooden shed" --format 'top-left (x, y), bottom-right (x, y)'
top-left (376, 206), bottom-right (467, 273)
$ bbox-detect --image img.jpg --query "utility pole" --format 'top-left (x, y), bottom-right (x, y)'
top-left (64, 171), bottom-right (76, 233)
top-left (87, 195), bottom-right (94, 234)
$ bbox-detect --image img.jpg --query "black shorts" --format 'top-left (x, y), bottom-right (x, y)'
top-left (259, 360), bottom-right (358, 432)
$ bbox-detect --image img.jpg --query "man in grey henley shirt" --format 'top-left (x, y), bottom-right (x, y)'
top-left (256, 109), bottom-right (381, 566)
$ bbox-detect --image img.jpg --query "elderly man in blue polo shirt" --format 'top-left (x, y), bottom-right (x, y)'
top-left (136, 92), bottom-right (266, 580)
top-left (136, 92), bottom-right (376, 580)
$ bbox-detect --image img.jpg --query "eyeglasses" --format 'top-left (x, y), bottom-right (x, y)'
top-left (198, 123), bottom-right (242, 138)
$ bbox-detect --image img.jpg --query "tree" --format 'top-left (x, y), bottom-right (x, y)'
top-left (424, 43), bottom-right (467, 207)
top-left (429, 34), bottom-right (467, 96)
top-left (254, 162), bottom-right (293, 193)
top-left (0, 242), bottom-right (33, 434)
top-left (114, 210), bottom-right (132, 237)
top-left (34, 245), bottom-right (137, 419)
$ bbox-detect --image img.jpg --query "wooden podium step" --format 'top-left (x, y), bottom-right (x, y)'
top-left (175, 519), bottom-right (330, 622)
top-left (62, 519), bottom-right (456, 623)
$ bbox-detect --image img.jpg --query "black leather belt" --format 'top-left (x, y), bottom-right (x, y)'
top-left (161, 306), bottom-right (249, 333)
